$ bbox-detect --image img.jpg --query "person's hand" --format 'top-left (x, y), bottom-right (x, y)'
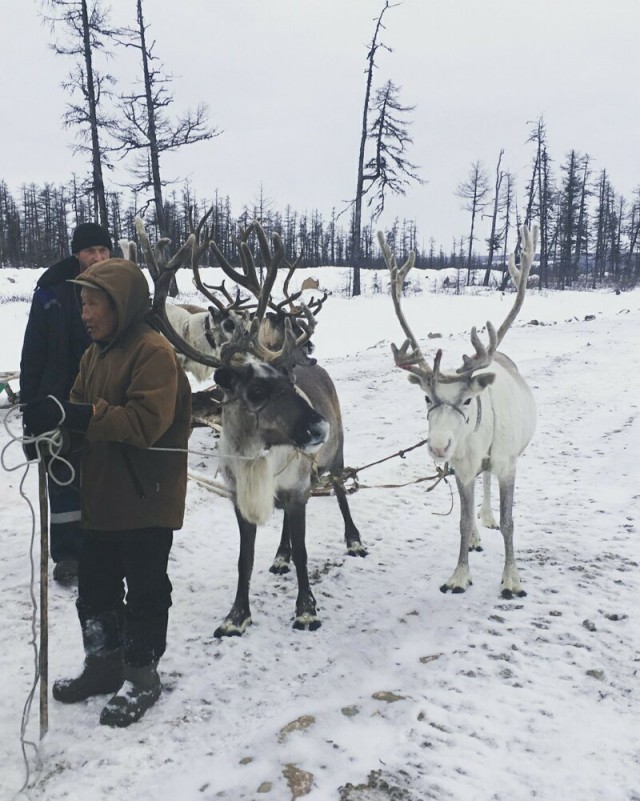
top-left (23, 397), bottom-right (64, 435)
top-left (23, 397), bottom-right (93, 436)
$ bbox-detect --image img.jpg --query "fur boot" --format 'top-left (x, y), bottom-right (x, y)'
top-left (52, 649), bottom-right (124, 703)
top-left (99, 662), bottom-right (162, 728)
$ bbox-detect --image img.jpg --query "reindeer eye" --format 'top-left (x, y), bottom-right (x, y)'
top-left (222, 318), bottom-right (236, 333)
top-left (247, 381), bottom-right (270, 404)
top-left (424, 395), bottom-right (432, 405)
top-left (463, 398), bottom-right (473, 406)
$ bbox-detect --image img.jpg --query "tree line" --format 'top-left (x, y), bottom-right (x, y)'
top-left (455, 118), bottom-right (640, 290)
top-left (2, 155), bottom-right (639, 291)
top-left (0, 178), bottom-right (422, 274)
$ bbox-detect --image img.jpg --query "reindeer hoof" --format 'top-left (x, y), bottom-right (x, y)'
top-left (501, 587), bottom-right (527, 599)
top-left (269, 559), bottom-right (290, 575)
top-left (293, 614), bottom-right (321, 631)
top-left (440, 583), bottom-right (467, 594)
top-left (347, 542), bottom-right (368, 558)
top-left (214, 616), bottom-right (252, 638)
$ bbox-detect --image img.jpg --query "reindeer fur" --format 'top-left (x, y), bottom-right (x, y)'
top-left (165, 304), bottom-right (248, 382)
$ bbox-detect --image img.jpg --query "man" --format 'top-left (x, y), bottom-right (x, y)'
top-left (20, 222), bottom-right (112, 582)
top-left (23, 258), bottom-right (191, 728)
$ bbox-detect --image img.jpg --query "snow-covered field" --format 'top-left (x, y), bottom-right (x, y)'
top-left (1, 264), bottom-right (639, 801)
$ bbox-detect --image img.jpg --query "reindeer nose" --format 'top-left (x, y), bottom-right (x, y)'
top-left (429, 438), bottom-right (452, 462)
top-left (294, 411), bottom-right (329, 450)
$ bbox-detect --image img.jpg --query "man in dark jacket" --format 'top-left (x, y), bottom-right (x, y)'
top-left (23, 258), bottom-right (192, 728)
top-left (19, 222), bottom-right (112, 582)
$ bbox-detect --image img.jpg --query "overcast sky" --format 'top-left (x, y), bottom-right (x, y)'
top-left (3, 0), bottom-right (639, 250)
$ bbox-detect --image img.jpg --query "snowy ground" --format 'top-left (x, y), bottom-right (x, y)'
top-left (0, 265), bottom-right (639, 801)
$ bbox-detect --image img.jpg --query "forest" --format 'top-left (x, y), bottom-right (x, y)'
top-left (1, 0), bottom-right (639, 290)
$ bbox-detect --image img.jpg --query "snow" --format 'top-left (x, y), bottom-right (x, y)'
top-left (1, 265), bottom-right (639, 801)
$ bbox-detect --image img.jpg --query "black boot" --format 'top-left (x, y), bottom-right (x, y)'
top-left (52, 650), bottom-right (124, 703)
top-left (99, 663), bottom-right (162, 728)
top-left (53, 608), bottom-right (124, 703)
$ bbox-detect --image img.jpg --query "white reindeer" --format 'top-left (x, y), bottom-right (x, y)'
top-left (381, 224), bottom-right (538, 598)
top-left (164, 303), bottom-right (248, 382)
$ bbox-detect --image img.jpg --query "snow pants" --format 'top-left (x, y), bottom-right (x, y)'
top-left (77, 527), bottom-right (174, 667)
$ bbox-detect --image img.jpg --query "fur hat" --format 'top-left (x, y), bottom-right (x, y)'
top-left (71, 222), bottom-right (113, 254)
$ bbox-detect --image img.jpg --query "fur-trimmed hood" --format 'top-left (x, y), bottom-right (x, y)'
top-left (69, 258), bottom-right (150, 342)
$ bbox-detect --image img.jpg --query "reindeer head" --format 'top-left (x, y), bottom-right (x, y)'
top-left (381, 224), bottom-right (538, 463)
top-left (214, 357), bottom-right (329, 455)
top-left (137, 213), bottom-right (328, 455)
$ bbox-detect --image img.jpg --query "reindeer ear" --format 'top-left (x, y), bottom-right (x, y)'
top-left (470, 372), bottom-right (495, 392)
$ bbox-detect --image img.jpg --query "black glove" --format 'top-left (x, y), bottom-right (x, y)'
top-left (23, 397), bottom-right (93, 437)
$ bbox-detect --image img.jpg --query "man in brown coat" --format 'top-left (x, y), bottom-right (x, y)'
top-left (23, 258), bottom-right (192, 728)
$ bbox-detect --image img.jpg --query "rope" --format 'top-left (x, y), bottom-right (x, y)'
top-left (1, 406), bottom-right (46, 795)
top-left (345, 437), bottom-right (431, 473)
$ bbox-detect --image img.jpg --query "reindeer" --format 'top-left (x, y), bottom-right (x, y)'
top-left (120, 234), bottom-right (254, 383)
top-left (162, 303), bottom-right (246, 382)
top-left (202, 222), bottom-right (364, 574)
top-left (134, 217), bottom-right (363, 634)
top-left (380, 224), bottom-right (538, 599)
top-left (137, 219), bottom-right (364, 569)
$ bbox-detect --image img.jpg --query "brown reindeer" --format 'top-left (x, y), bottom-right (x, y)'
top-left (135, 216), bottom-right (363, 634)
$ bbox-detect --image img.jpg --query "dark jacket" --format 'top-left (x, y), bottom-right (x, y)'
top-left (19, 255), bottom-right (91, 404)
top-left (69, 259), bottom-right (192, 531)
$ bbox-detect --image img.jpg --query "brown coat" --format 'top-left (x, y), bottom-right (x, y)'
top-left (70, 259), bottom-right (192, 531)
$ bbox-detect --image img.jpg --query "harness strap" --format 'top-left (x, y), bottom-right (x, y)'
top-left (428, 396), bottom-right (482, 432)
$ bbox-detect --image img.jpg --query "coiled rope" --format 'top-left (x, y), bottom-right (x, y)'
top-left (0, 404), bottom-right (59, 797)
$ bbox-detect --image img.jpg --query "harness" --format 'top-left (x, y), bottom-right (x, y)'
top-left (427, 396), bottom-right (483, 433)
top-left (203, 316), bottom-right (218, 350)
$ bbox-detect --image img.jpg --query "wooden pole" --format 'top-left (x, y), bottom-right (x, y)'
top-left (37, 460), bottom-right (48, 739)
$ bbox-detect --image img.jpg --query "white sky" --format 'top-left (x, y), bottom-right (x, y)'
top-left (3, 0), bottom-right (640, 250)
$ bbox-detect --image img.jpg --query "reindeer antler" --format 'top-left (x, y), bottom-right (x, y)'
top-left (137, 216), bottom-right (223, 370)
top-left (456, 223), bottom-right (538, 375)
top-left (378, 231), bottom-right (434, 381)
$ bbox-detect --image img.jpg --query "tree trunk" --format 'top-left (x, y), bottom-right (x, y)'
top-left (352, 1), bottom-right (391, 296)
top-left (482, 149), bottom-right (503, 286)
top-left (80, 0), bottom-right (109, 230)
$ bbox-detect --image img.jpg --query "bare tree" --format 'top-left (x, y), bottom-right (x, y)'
top-left (40, 0), bottom-right (116, 229)
top-left (499, 171), bottom-right (515, 287)
top-left (364, 80), bottom-right (423, 221)
top-left (626, 186), bottom-right (640, 283)
top-left (593, 169), bottom-right (613, 284)
top-left (524, 116), bottom-right (556, 288)
top-left (482, 149), bottom-right (504, 286)
top-left (574, 154), bottom-right (592, 281)
top-left (456, 161), bottom-right (490, 284)
top-left (557, 150), bottom-right (582, 287)
top-left (114, 0), bottom-right (220, 239)
top-left (350, 0), bottom-right (394, 296)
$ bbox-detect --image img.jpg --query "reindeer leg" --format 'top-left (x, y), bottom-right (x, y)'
top-left (285, 501), bottom-right (321, 631)
top-left (441, 475), bottom-right (475, 593)
top-left (214, 508), bottom-right (256, 637)
top-left (478, 471), bottom-right (499, 531)
top-left (269, 518), bottom-right (292, 575)
top-left (498, 468), bottom-right (526, 599)
top-left (331, 478), bottom-right (367, 557)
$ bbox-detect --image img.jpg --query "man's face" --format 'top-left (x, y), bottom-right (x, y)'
top-left (76, 245), bottom-right (110, 271)
top-left (80, 287), bottom-right (118, 342)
